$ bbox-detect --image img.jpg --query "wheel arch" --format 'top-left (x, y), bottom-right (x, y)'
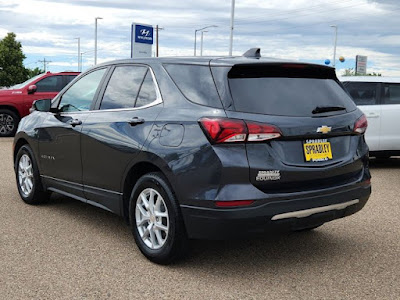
top-left (0, 105), bottom-right (21, 119)
top-left (121, 155), bottom-right (175, 224)
top-left (13, 137), bottom-right (29, 165)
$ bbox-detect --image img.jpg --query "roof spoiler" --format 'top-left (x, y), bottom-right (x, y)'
top-left (243, 48), bottom-right (261, 58)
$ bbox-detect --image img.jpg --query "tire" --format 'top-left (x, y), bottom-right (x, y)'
top-left (129, 172), bottom-right (188, 264)
top-left (0, 109), bottom-right (20, 137)
top-left (15, 145), bottom-right (50, 204)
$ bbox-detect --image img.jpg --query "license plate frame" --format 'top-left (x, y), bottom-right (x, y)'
top-left (303, 139), bottom-right (333, 162)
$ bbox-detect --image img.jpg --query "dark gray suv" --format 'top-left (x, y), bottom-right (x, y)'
top-left (13, 49), bottom-right (371, 264)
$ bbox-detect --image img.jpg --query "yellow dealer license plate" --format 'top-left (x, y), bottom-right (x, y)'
top-left (303, 139), bottom-right (333, 162)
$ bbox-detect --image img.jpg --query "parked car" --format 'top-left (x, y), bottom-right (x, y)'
top-left (13, 50), bottom-right (371, 264)
top-left (340, 76), bottom-right (400, 158)
top-left (0, 71), bottom-right (79, 137)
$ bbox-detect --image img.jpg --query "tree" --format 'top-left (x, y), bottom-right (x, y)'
top-left (27, 67), bottom-right (44, 79)
top-left (342, 68), bottom-right (382, 76)
top-left (0, 32), bottom-right (28, 87)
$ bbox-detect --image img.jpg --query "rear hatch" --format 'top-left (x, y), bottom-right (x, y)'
top-left (219, 63), bottom-right (367, 193)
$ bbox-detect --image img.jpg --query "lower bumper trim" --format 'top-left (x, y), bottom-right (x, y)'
top-left (271, 199), bottom-right (360, 221)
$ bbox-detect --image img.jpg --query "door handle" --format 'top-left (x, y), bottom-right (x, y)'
top-left (128, 117), bottom-right (145, 126)
top-left (69, 119), bottom-right (82, 127)
top-left (366, 113), bottom-right (379, 118)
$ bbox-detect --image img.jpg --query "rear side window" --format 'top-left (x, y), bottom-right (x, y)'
top-left (383, 83), bottom-right (400, 104)
top-left (164, 64), bottom-right (222, 108)
top-left (228, 65), bottom-right (356, 117)
top-left (136, 71), bottom-right (158, 107)
top-left (343, 82), bottom-right (379, 106)
top-left (100, 66), bottom-right (149, 110)
top-left (36, 75), bottom-right (62, 92)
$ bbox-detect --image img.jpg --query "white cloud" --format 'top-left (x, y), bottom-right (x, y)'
top-left (1, 0), bottom-right (400, 75)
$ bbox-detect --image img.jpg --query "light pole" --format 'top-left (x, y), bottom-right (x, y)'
top-left (194, 25), bottom-right (217, 56)
top-left (80, 50), bottom-right (95, 71)
top-left (330, 25), bottom-right (338, 68)
top-left (74, 37), bottom-right (80, 71)
top-left (94, 17), bottom-right (103, 65)
top-left (200, 31), bottom-right (208, 56)
top-left (229, 0), bottom-right (235, 56)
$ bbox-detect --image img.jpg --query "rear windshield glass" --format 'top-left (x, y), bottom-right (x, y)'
top-left (228, 65), bottom-right (356, 117)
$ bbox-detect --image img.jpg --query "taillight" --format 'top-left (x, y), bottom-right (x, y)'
top-left (354, 114), bottom-right (368, 134)
top-left (199, 117), bottom-right (281, 144)
top-left (246, 121), bottom-right (281, 141)
top-left (199, 118), bottom-right (247, 143)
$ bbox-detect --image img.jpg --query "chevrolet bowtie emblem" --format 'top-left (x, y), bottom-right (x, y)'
top-left (317, 125), bottom-right (332, 134)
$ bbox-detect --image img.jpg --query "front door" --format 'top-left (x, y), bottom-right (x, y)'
top-left (38, 68), bottom-right (108, 198)
top-left (23, 75), bottom-right (63, 116)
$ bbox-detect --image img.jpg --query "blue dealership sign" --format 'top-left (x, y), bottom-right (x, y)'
top-left (135, 25), bottom-right (153, 45)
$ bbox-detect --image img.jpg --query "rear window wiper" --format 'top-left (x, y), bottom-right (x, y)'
top-left (312, 106), bottom-right (346, 114)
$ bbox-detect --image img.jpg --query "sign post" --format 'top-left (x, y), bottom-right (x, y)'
top-left (355, 55), bottom-right (367, 75)
top-left (131, 23), bottom-right (154, 58)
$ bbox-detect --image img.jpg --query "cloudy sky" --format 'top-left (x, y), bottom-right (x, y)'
top-left (0, 0), bottom-right (399, 76)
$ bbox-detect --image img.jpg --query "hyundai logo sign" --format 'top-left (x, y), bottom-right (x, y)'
top-left (135, 25), bottom-right (153, 44)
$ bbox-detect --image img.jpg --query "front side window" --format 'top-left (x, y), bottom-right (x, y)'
top-left (343, 82), bottom-right (379, 106)
top-left (383, 83), bottom-right (400, 104)
top-left (62, 75), bottom-right (78, 89)
top-left (100, 66), bottom-right (148, 110)
top-left (58, 68), bottom-right (106, 112)
top-left (36, 76), bottom-right (62, 92)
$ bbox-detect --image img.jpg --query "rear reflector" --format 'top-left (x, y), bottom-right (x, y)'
top-left (215, 200), bottom-right (254, 207)
top-left (199, 117), bottom-right (281, 144)
top-left (354, 114), bottom-right (368, 134)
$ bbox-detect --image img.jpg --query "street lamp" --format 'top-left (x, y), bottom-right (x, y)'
top-left (194, 25), bottom-right (218, 56)
top-left (80, 50), bottom-right (95, 70)
top-left (330, 25), bottom-right (338, 68)
top-left (200, 31), bottom-right (208, 56)
top-left (94, 17), bottom-right (103, 65)
top-left (74, 37), bottom-right (80, 71)
top-left (229, 0), bottom-right (235, 56)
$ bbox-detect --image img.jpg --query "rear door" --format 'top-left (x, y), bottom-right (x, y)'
top-left (224, 64), bottom-right (364, 193)
top-left (81, 64), bottom-right (163, 213)
top-left (343, 81), bottom-right (381, 151)
top-left (380, 82), bottom-right (400, 150)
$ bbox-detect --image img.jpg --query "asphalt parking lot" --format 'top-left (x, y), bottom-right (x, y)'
top-left (0, 137), bottom-right (399, 299)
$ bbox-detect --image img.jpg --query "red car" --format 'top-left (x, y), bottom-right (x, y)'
top-left (0, 71), bottom-right (79, 136)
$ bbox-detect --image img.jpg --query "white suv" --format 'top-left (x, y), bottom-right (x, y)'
top-left (340, 76), bottom-right (400, 158)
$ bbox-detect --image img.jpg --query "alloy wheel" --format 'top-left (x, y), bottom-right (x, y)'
top-left (0, 113), bottom-right (15, 135)
top-left (135, 188), bottom-right (169, 250)
top-left (18, 154), bottom-right (34, 197)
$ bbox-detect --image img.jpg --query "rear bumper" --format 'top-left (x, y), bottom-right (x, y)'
top-left (181, 184), bottom-right (371, 240)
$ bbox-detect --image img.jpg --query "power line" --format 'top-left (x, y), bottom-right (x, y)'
top-left (38, 58), bottom-right (52, 72)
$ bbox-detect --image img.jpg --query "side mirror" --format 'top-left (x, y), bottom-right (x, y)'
top-left (30, 99), bottom-right (52, 113)
top-left (28, 84), bottom-right (37, 94)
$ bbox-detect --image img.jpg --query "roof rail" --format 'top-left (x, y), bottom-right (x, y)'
top-left (243, 48), bottom-right (261, 58)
